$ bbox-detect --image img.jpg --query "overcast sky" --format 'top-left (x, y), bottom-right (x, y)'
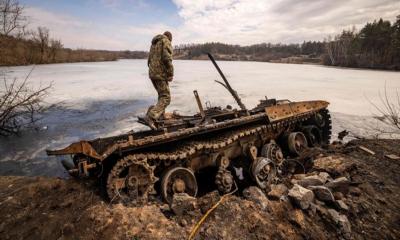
top-left (21, 0), bottom-right (400, 51)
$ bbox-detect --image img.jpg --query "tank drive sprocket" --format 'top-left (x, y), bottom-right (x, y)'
top-left (106, 155), bottom-right (157, 204)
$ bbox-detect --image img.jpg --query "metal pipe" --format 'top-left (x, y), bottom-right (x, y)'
top-left (207, 53), bottom-right (247, 111)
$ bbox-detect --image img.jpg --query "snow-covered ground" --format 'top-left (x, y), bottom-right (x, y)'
top-left (1, 59), bottom-right (399, 176)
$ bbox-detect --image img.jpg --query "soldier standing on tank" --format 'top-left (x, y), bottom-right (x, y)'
top-left (143, 31), bottom-right (174, 130)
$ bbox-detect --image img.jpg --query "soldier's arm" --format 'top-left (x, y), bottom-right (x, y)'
top-left (162, 39), bottom-right (174, 79)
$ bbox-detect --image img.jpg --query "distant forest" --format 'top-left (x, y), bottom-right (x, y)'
top-left (0, 0), bottom-right (147, 66)
top-left (1, 1), bottom-right (399, 70)
top-left (176, 16), bottom-right (400, 70)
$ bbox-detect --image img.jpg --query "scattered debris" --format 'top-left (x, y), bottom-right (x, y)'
top-left (327, 209), bottom-right (352, 239)
top-left (297, 175), bottom-right (325, 188)
top-left (288, 184), bottom-right (315, 210)
top-left (325, 177), bottom-right (350, 194)
top-left (358, 145), bottom-right (375, 155)
top-left (335, 200), bottom-right (349, 211)
top-left (385, 154), bottom-right (400, 160)
top-left (1, 139), bottom-right (400, 239)
top-left (308, 186), bottom-right (335, 202)
top-left (338, 130), bottom-right (349, 140)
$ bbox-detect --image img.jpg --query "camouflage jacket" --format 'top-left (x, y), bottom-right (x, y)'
top-left (148, 34), bottom-right (174, 81)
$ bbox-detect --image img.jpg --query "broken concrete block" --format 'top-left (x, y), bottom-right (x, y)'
top-left (243, 186), bottom-right (269, 210)
top-left (170, 193), bottom-right (197, 216)
top-left (267, 184), bottom-right (288, 200)
top-left (288, 184), bottom-right (314, 210)
top-left (308, 186), bottom-right (335, 202)
top-left (297, 175), bottom-right (324, 188)
top-left (325, 177), bottom-right (350, 194)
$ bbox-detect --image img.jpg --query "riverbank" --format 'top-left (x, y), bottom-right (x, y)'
top-left (0, 139), bottom-right (399, 239)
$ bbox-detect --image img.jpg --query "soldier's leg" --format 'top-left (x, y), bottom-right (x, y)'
top-left (147, 79), bottom-right (171, 120)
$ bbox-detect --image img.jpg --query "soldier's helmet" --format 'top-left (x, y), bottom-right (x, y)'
top-left (163, 31), bottom-right (172, 41)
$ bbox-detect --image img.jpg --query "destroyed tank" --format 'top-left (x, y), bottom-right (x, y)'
top-left (47, 53), bottom-right (331, 204)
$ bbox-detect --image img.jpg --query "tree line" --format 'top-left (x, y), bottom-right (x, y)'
top-left (174, 41), bottom-right (325, 63)
top-left (0, 0), bottom-right (147, 66)
top-left (325, 17), bottom-right (400, 70)
top-left (175, 16), bottom-right (400, 70)
top-left (1, 0), bottom-right (399, 70)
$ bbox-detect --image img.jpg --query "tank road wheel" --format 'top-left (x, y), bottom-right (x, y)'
top-left (106, 155), bottom-right (157, 204)
top-left (161, 167), bottom-right (198, 204)
top-left (251, 157), bottom-right (277, 189)
top-left (261, 141), bottom-right (284, 166)
top-left (288, 132), bottom-right (308, 156)
top-left (302, 126), bottom-right (322, 147)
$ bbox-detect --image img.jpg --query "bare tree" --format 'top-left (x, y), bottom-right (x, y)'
top-left (369, 86), bottom-right (400, 136)
top-left (0, 0), bottom-right (27, 37)
top-left (33, 27), bottom-right (49, 63)
top-left (0, 68), bottom-right (52, 136)
top-left (49, 39), bottom-right (63, 62)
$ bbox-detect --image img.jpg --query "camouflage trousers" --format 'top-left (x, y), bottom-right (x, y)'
top-left (147, 78), bottom-right (171, 120)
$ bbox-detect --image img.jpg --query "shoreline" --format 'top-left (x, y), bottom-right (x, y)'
top-left (2, 58), bottom-right (399, 72)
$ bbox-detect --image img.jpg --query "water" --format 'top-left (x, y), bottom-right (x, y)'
top-left (1, 60), bottom-right (399, 176)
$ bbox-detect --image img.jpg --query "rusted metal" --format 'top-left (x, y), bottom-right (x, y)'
top-left (46, 141), bottom-right (102, 159)
top-left (193, 90), bottom-right (206, 120)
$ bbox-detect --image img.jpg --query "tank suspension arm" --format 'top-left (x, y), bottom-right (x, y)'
top-left (207, 53), bottom-right (247, 111)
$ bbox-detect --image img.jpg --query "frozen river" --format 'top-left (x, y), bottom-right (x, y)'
top-left (1, 59), bottom-right (399, 176)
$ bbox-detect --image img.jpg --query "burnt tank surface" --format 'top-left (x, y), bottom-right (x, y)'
top-left (47, 53), bottom-right (332, 205)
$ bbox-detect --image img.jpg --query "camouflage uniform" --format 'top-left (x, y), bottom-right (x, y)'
top-left (146, 34), bottom-right (174, 120)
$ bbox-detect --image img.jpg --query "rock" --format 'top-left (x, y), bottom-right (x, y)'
top-left (308, 186), bottom-right (335, 202)
top-left (309, 202), bottom-right (317, 215)
top-left (325, 177), bottom-right (350, 194)
top-left (318, 172), bottom-right (331, 183)
top-left (290, 179), bottom-right (298, 185)
top-left (288, 184), bottom-right (314, 210)
top-left (333, 192), bottom-right (344, 200)
top-left (243, 186), bottom-right (269, 210)
top-left (292, 174), bottom-right (306, 180)
top-left (267, 184), bottom-right (288, 200)
top-left (297, 175), bottom-right (324, 188)
top-left (335, 200), bottom-right (349, 211)
top-left (327, 209), bottom-right (351, 239)
top-left (170, 193), bottom-right (197, 216)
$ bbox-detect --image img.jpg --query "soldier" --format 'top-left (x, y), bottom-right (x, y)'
top-left (143, 31), bottom-right (174, 130)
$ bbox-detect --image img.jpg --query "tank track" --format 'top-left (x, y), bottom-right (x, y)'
top-left (106, 109), bottom-right (331, 203)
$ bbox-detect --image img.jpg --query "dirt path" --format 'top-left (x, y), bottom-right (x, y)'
top-left (0, 139), bottom-right (399, 240)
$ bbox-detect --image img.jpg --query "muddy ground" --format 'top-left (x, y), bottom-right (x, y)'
top-left (0, 139), bottom-right (399, 240)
